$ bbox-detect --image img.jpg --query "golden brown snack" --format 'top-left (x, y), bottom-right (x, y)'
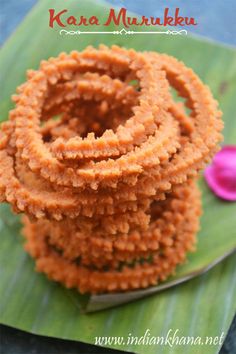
top-left (0, 45), bottom-right (223, 294)
top-left (23, 182), bottom-right (201, 293)
top-left (24, 181), bottom-right (199, 264)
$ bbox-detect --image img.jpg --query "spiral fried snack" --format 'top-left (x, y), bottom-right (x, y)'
top-left (23, 182), bottom-right (201, 293)
top-left (0, 45), bottom-right (223, 294)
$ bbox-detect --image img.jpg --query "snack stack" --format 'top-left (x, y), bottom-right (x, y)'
top-left (0, 46), bottom-right (223, 293)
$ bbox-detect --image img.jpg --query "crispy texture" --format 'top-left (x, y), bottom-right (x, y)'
top-left (0, 45), bottom-right (223, 293)
top-left (23, 182), bottom-right (201, 293)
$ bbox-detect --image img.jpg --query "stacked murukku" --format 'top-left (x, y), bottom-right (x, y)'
top-left (0, 45), bottom-right (223, 294)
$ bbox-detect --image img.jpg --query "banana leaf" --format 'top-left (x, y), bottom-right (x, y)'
top-left (0, 0), bottom-right (236, 353)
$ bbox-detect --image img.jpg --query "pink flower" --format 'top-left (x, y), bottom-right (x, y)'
top-left (204, 146), bottom-right (236, 201)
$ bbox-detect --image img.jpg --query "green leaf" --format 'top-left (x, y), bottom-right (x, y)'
top-left (0, 1), bottom-right (236, 353)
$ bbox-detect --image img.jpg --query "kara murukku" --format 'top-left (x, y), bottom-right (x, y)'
top-left (23, 182), bottom-right (201, 293)
top-left (10, 46), bottom-right (174, 189)
top-left (0, 45), bottom-right (223, 294)
top-left (23, 181), bottom-right (200, 269)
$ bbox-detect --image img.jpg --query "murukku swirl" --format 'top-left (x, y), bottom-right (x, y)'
top-left (0, 45), bottom-right (223, 294)
top-left (23, 182), bottom-right (200, 269)
top-left (10, 46), bottom-right (174, 188)
top-left (23, 182), bottom-right (201, 293)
